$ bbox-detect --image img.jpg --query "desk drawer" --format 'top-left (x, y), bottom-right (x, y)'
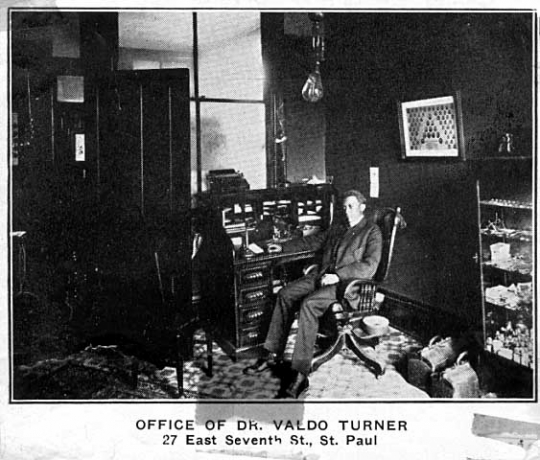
top-left (239, 303), bottom-right (273, 327)
top-left (239, 322), bottom-right (270, 348)
top-left (237, 265), bottom-right (272, 287)
top-left (239, 286), bottom-right (272, 305)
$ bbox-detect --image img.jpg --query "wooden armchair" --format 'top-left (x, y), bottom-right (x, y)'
top-left (310, 207), bottom-right (406, 376)
top-left (176, 208), bottom-right (234, 396)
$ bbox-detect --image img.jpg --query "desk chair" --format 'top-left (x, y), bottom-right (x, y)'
top-left (176, 210), bottom-right (234, 397)
top-left (310, 207), bottom-right (406, 376)
top-left (175, 291), bottom-right (212, 398)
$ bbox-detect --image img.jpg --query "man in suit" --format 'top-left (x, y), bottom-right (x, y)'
top-left (244, 189), bottom-right (383, 398)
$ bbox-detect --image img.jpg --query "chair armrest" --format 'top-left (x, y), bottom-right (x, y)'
top-left (303, 264), bottom-right (320, 276)
top-left (343, 278), bottom-right (379, 298)
top-left (340, 278), bottom-right (381, 315)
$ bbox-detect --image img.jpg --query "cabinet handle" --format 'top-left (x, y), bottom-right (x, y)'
top-left (244, 271), bottom-right (264, 282)
top-left (246, 310), bottom-right (263, 320)
top-left (245, 291), bottom-right (265, 302)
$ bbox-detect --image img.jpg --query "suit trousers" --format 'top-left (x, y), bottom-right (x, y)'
top-left (264, 273), bottom-right (338, 376)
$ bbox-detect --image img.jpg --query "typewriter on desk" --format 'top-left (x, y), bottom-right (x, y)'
top-left (207, 169), bottom-right (250, 194)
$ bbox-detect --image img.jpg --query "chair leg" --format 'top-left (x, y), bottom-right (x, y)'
top-left (311, 332), bottom-right (345, 373)
top-left (346, 331), bottom-right (386, 377)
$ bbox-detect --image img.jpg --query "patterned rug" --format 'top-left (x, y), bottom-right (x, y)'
top-left (156, 325), bottom-right (429, 400)
top-left (15, 326), bottom-right (429, 400)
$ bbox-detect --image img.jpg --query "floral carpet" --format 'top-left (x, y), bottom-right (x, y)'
top-left (161, 325), bottom-right (429, 400)
top-left (14, 326), bottom-right (428, 400)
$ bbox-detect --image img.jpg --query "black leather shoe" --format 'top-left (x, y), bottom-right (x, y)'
top-left (284, 372), bottom-right (309, 399)
top-left (243, 353), bottom-right (279, 375)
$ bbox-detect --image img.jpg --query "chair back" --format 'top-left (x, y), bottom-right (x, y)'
top-left (371, 207), bottom-right (406, 282)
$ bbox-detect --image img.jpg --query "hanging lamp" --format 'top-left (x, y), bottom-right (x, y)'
top-left (302, 12), bottom-right (325, 103)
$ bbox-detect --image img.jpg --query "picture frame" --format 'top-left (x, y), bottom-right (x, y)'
top-left (398, 92), bottom-right (465, 160)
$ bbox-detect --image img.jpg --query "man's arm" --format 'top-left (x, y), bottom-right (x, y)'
top-left (335, 225), bottom-right (383, 281)
top-left (280, 229), bottom-right (329, 253)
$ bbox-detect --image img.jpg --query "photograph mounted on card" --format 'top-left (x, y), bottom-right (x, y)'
top-left (398, 92), bottom-right (465, 160)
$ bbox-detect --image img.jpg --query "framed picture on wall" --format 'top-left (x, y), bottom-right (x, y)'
top-left (398, 92), bottom-right (465, 160)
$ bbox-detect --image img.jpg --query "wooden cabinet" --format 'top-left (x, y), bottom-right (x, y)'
top-left (96, 69), bottom-right (191, 216)
top-left (10, 13), bottom-right (192, 366)
top-left (476, 180), bottom-right (533, 395)
top-left (213, 247), bottom-right (319, 359)
top-left (84, 69), bottom-right (191, 361)
top-left (229, 258), bottom-right (276, 356)
top-left (200, 184), bottom-right (335, 359)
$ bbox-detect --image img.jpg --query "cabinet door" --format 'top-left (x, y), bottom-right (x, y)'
top-left (97, 69), bottom-right (190, 216)
top-left (476, 179), bottom-right (534, 383)
top-left (11, 69), bottom-right (55, 231)
top-left (478, 204), bottom-right (533, 364)
top-left (95, 69), bottom-right (191, 358)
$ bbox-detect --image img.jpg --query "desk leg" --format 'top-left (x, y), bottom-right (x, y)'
top-left (176, 333), bottom-right (184, 398)
top-left (206, 328), bottom-right (213, 378)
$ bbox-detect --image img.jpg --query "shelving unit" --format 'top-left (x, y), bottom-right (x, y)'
top-left (202, 184), bottom-right (335, 246)
top-left (476, 181), bottom-right (534, 373)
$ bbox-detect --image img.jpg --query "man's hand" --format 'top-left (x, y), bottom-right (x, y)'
top-left (320, 273), bottom-right (340, 286)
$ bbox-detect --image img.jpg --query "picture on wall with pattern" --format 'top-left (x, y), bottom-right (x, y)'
top-left (398, 92), bottom-right (465, 160)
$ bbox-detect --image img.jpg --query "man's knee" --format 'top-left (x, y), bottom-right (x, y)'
top-left (299, 296), bottom-right (321, 317)
top-left (300, 289), bottom-right (336, 317)
top-left (277, 277), bottom-right (313, 303)
top-left (276, 285), bottom-right (295, 304)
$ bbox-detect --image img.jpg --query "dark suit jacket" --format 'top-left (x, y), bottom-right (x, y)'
top-left (283, 216), bottom-right (383, 284)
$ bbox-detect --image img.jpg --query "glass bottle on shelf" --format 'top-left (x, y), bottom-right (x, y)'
top-left (476, 180), bottom-right (533, 370)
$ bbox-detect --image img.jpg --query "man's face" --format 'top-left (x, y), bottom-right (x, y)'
top-left (343, 196), bottom-right (365, 226)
